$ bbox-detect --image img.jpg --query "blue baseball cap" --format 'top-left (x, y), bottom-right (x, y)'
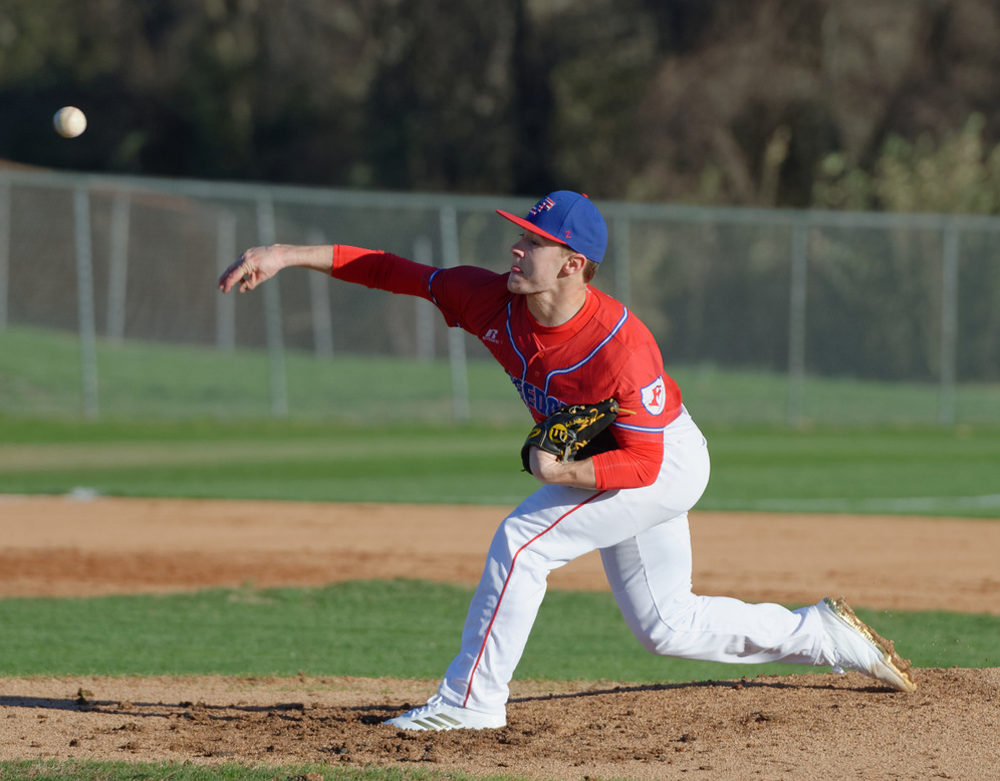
top-left (497, 190), bottom-right (608, 262)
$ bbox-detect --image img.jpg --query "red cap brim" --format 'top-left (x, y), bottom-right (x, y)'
top-left (496, 209), bottom-right (568, 247)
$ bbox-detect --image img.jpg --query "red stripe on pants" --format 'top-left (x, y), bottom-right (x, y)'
top-left (463, 490), bottom-right (607, 707)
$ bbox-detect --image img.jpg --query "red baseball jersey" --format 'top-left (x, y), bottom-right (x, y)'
top-left (331, 246), bottom-right (683, 489)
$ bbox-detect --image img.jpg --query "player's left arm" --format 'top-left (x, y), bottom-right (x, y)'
top-left (588, 346), bottom-right (680, 490)
top-left (529, 449), bottom-right (598, 488)
top-left (528, 423), bottom-right (662, 490)
top-left (530, 349), bottom-right (676, 490)
top-left (590, 425), bottom-right (664, 489)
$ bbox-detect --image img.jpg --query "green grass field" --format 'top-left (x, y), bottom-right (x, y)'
top-left (2, 328), bottom-right (999, 780)
top-left (3, 325), bottom-right (1000, 515)
top-left (0, 764), bottom-right (387, 780)
top-left (1, 417), bottom-right (998, 516)
top-left (0, 582), bottom-right (993, 681)
top-left (4, 324), bottom-right (1000, 427)
top-left (0, 582), bottom-right (997, 781)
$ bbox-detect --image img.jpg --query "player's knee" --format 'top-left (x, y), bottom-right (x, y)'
top-left (488, 523), bottom-right (565, 576)
top-left (619, 594), bottom-right (700, 656)
top-left (487, 520), bottom-right (530, 566)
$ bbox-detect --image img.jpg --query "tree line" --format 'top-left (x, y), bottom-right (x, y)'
top-left (2, 0), bottom-right (1000, 212)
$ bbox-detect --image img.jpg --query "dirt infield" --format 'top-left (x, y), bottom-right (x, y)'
top-left (1, 495), bottom-right (998, 779)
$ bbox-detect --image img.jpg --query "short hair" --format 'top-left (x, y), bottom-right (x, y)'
top-left (559, 244), bottom-right (600, 283)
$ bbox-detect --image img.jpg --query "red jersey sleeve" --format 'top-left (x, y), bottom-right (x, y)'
top-left (590, 341), bottom-right (682, 490)
top-left (592, 433), bottom-right (663, 490)
top-left (421, 265), bottom-right (506, 330)
top-left (331, 245), bottom-right (506, 330)
top-left (331, 245), bottom-right (435, 298)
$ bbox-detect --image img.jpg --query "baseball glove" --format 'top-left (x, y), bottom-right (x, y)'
top-left (521, 398), bottom-right (622, 474)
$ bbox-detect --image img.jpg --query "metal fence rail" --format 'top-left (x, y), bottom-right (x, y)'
top-left (1, 168), bottom-right (998, 427)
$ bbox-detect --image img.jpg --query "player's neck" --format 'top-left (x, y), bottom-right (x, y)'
top-left (525, 285), bottom-right (589, 327)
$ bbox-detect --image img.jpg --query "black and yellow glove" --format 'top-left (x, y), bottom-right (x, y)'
top-left (521, 398), bottom-right (622, 474)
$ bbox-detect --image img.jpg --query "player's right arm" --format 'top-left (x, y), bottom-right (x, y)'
top-left (218, 244), bottom-right (333, 293)
top-left (219, 243), bottom-right (436, 298)
top-left (220, 243), bottom-right (501, 311)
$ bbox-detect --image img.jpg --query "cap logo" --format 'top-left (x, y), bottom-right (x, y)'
top-left (528, 197), bottom-right (556, 216)
top-left (495, 190), bottom-right (608, 262)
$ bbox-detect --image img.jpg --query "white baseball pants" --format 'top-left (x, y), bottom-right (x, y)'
top-left (436, 409), bottom-right (827, 716)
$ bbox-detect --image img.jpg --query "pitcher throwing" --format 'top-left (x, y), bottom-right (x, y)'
top-left (218, 190), bottom-right (916, 731)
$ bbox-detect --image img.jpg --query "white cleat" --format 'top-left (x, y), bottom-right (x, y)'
top-left (818, 596), bottom-right (917, 692)
top-left (385, 694), bottom-right (506, 731)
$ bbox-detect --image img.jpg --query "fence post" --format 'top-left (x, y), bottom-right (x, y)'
top-left (74, 186), bottom-right (99, 420)
top-left (413, 236), bottom-right (436, 361)
top-left (306, 228), bottom-right (334, 359)
top-left (256, 195), bottom-right (288, 417)
top-left (106, 191), bottom-right (131, 343)
top-left (0, 176), bottom-right (9, 330)
top-left (786, 218), bottom-right (808, 427)
top-left (613, 212), bottom-right (631, 306)
top-left (440, 206), bottom-right (469, 423)
top-left (939, 223), bottom-right (959, 427)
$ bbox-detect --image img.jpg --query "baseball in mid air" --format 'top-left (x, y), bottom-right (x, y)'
top-left (53, 106), bottom-right (87, 138)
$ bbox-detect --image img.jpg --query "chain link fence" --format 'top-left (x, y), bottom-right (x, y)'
top-left (1, 168), bottom-right (998, 426)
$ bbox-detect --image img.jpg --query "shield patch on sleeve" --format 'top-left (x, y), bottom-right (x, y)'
top-left (641, 376), bottom-right (667, 416)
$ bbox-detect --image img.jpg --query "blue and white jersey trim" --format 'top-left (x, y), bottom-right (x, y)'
top-left (543, 308), bottom-right (629, 396)
top-left (615, 421), bottom-right (668, 434)
top-left (506, 301), bottom-right (528, 376)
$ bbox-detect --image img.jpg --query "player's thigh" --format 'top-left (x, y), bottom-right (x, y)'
top-left (600, 514), bottom-right (694, 604)
top-left (494, 485), bottom-right (668, 567)
top-left (496, 415), bottom-right (710, 563)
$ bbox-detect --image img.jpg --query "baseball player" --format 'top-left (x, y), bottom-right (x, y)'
top-left (219, 190), bottom-right (916, 731)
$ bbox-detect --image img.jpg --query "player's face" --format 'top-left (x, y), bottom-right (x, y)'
top-left (507, 230), bottom-right (573, 295)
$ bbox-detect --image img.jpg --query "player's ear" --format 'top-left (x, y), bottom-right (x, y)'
top-left (562, 252), bottom-right (588, 277)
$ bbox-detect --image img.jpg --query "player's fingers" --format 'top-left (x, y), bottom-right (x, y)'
top-left (218, 259), bottom-right (245, 292)
top-left (219, 256), bottom-right (258, 293)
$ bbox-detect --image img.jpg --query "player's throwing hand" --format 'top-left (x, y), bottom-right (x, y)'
top-left (219, 244), bottom-right (335, 294)
top-left (218, 246), bottom-right (284, 293)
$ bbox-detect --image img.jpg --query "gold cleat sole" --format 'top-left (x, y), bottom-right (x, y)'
top-left (824, 597), bottom-right (918, 693)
